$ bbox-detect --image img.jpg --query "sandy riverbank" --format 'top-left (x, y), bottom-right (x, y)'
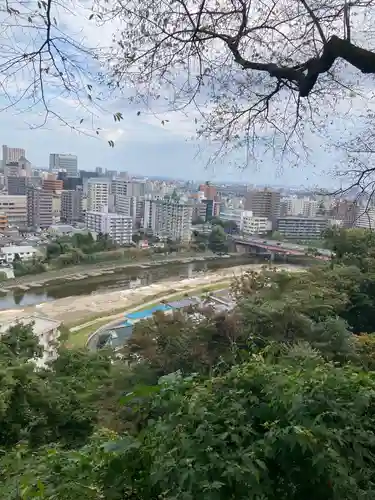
top-left (0, 263), bottom-right (304, 325)
top-left (0, 252), bottom-right (219, 291)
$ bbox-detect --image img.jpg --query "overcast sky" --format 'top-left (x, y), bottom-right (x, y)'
top-left (0, 1), bottom-right (373, 188)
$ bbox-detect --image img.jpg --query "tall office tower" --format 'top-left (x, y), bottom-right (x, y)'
top-left (61, 190), bottom-right (83, 223)
top-left (0, 195), bottom-right (27, 227)
top-left (199, 183), bottom-right (217, 200)
top-left (154, 200), bottom-right (193, 242)
top-left (7, 176), bottom-right (27, 195)
top-left (280, 197), bottom-right (318, 218)
top-left (49, 153), bottom-right (78, 176)
top-left (143, 199), bottom-right (157, 231)
top-left (80, 170), bottom-right (98, 193)
top-left (42, 173), bottom-right (63, 192)
top-left (27, 187), bottom-right (53, 228)
top-left (95, 167), bottom-right (103, 175)
top-left (87, 177), bottom-right (111, 212)
top-left (244, 188), bottom-right (281, 227)
top-left (115, 194), bottom-right (132, 216)
top-left (18, 156), bottom-right (32, 177)
top-left (112, 178), bottom-right (146, 199)
top-left (2, 145), bottom-right (25, 168)
top-left (63, 177), bottom-right (82, 191)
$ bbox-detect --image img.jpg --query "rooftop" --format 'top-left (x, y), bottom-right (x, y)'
top-left (0, 315), bottom-right (61, 336)
top-left (0, 245), bottom-right (38, 254)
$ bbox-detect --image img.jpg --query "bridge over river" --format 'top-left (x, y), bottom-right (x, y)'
top-left (233, 236), bottom-right (332, 261)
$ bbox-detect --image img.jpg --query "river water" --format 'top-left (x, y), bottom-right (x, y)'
top-left (0, 256), bottom-right (261, 310)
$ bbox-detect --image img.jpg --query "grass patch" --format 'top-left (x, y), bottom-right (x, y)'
top-left (66, 318), bottom-right (112, 348)
top-left (66, 280), bottom-right (232, 348)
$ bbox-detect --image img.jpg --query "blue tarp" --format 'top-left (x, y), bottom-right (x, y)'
top-left (126, 303), bottom-right (172, 320)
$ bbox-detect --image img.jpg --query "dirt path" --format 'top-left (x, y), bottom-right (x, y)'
top-left (0, 263), bottom-right (304, 326)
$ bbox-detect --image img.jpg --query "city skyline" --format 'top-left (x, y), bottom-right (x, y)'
top-left (0, 124), bottom-right (342, 189)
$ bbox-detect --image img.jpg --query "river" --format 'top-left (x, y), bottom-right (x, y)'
top-left (0, 255), bottom-right (262, 310)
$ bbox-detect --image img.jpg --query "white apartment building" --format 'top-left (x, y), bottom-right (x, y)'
top-left (0, 315), bottom-right (61, 368)
top-left (0, 245), bottom-right (39, 263)
top-left (87, 178), bottom-right (111, 212)
top-left (49, 153), bottom-right (78, 176)
top-left (2, 145), bottom-right (25, 167)
top-left (220, 209), bottom-right (271, 235)
top-left (112, 179), bottom-right (146, 198)
top-left (86, 210), bottom-right (133, 245)
top-left (354, 207), bottom-right (375, 230)
top-left (154, 201), bottom-right (192, 242)
top-left (143, 199), bottom-right (157, 231)
top-left (241, 213), bottom-right (272, 235)
top-left (281, 197), bottom-right (318, 218)
top-left (220, 209), bottom-right (244, 227)
top-left (0, 195), bottom-right (27, 227)
top-left (277, 216), bottom-right (328, 239)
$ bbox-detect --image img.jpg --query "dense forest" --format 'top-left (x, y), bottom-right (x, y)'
top-left (2, 227), bottom-right (375, 499)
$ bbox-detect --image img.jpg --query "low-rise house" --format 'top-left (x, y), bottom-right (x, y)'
top-left (0, 315), bottom-right (61, 367)
top-left (0, 245), bottom-right (40, 263)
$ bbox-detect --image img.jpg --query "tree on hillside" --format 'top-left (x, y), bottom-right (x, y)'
top-left (324, 226), bottom-right (375, 270)
top-left (8, 346), bottom-right (375, 499)
top-left (0, 322), bottom-right (119, 449)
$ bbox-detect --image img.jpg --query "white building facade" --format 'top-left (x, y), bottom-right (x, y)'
top-left (241, 212), bottom-right (271, 235)
top-left (87, 178), bottom-right (111, 212)
top-left (154, 201), bottom-right (192, 242)
top-left (276, 216), bottom-right (328, 239)
top-left (0, 245), bottom-right (39, 263)
top-left (220, 209), bottom-right (271, 235)
top-left (49, 153), bottom-right (78, 176)
top-left (86, 210), bottom-right (133, 245)
top-left (281, 197), bottom-right (318, 218)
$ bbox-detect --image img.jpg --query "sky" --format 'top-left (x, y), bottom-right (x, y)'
top-left (0, 1), bottom-right (373, 188)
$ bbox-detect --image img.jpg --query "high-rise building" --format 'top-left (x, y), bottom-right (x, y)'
top-left (112, 179), bottom-right (146, 198)
top-left (49, 153), bottom-right (78, 177)
top-left (7, 176), bottom-right (27, 195)
top-left (87, 178), bottom-right (111, 212)
top-left (2, 145), bottom-right (25, 167)
top-left (202, 199), bottom-right (221, 220)
top-left (276, 216), bottom-right (328, 239)
top-left (61, 190), bottom-right (83, 223)
top-left (85, 210), bottom-right (132, 245)
top-left (52, 194), bottom-right (61, 222)
top-left (0, 212), bottom-right (8, 232)
top-left (80, 170), bottom-right (98, 193)
top-left (18, 156), bottom-right (32, 177)
top-left (114, 194), bottom-right (133, 216)
top-left (27, 187), bottom-right (53, 228)
top-left (199, 183), bottom-right (217, 200)
top-left (0, 195), bottom-right (27, 227)
top-left (281, 197), bottom-right (318, 218)
top-left (63, 177), bottom-right (82, 191)
top-left (245, 188), bottom-right (281, 227)
top-left (4, 156), bottom-right (31, 188)
top-left (153, 201), bottom-right (193, 242)
top-left (42, 175), bottom-right (63, 192)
